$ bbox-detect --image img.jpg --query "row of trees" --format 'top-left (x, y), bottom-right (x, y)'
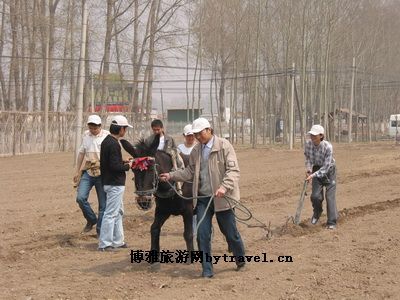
top-left (0, 0), bottom-right (184, 114)
top-left (1, 0), bottom-right (400, 145)
top-left (188, 0), bottom-right (400, 143)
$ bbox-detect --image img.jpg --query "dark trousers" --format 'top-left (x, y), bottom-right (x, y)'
top-left (195, 197), bottom-right (245, 277)
top-left (311, 166), bottom-right (337, 225)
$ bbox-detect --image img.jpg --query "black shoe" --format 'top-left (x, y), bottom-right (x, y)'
top-left (82, 222), bottom-right (95, 233)
top-left (202, 273), bottom-right (214, 278)
top-left (114, 243), bottom-right (128, 249)
top-left (310, 216), bottom-right (319, 225)
top-left (236, 263), bottom-right (246, 272)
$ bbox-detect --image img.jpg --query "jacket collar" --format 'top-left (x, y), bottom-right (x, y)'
top-left (210, 135), bottom-right (221, 152)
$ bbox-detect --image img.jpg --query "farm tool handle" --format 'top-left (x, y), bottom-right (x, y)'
top-left (294, 180), bottom-right (308, 225)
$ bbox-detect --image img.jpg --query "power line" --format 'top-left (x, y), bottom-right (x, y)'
top-left (3, 72), bottom-right (400, 89)
top-left (4, 54), bottom-right (394, 78)
top-left (0, 55), bottom-right (398, 86)
top-left (0, 69), bottom-right (290, 86)
top-left (0, 54), bottom-right (214, 72)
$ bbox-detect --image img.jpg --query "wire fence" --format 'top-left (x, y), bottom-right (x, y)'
top-left (0, 111), bottom-right (210, 156)
top-left (0, 110), bottom-right (392, 156)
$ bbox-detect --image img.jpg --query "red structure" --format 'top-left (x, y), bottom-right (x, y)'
top-left (94, 104), bottom-right (130, 112)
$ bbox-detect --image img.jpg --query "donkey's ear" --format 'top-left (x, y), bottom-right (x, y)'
top-left (120, 139), bottom-right (137, 157)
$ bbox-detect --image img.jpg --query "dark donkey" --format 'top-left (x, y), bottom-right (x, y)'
top-left (120, 136), bottom-right (194, 262)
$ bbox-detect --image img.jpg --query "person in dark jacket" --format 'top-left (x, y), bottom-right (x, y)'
top-left (145, 119), bottom-right (183, 170)
top-left (98, 115), bottom-right (133, 251)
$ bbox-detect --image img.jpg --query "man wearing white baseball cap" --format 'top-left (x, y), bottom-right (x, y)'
top-left (304, 124), bottom-right (337, 229)
top-left (74, 114), bottom-right (109, 235)
top-left (111, 115), bottom-right (133, 128)
top-left (160, 117), bottom-right (246, 278)
top-left (98, 115), bottom-right (133, 251)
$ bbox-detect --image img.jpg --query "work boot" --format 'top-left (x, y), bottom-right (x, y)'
top-left (82, 222), bottom-right (95, 233)
top-left (236, 262), bottom-right (246, 272)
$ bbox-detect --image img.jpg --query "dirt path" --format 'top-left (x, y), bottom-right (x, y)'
top-left (1, 142), bottom-right (399, 299)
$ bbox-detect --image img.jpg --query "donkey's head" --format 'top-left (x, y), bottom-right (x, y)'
top-left (120, 134), bottom-right (175, 209)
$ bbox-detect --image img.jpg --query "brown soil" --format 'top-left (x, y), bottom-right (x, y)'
top-left (1, 141), bottom-right (399, 299)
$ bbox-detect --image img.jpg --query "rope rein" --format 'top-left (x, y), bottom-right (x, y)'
top-left (132, 158), bottom-right (270, 237)
top-left (163, 179), bottom-right (269, 232)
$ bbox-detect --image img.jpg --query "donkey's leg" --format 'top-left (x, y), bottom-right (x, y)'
top-left (182, 201), bottom-right (194, 255)
top-left (150, 211), bottom-right (170, 257)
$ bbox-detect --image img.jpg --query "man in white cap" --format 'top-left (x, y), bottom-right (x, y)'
top-left (74, 114), bottom-right (109, 235)
top-left (304, 124), bottom-right (337, 229)
top-left (98, 115), bottom-right (133, 251)
top-left (160, 117), bottom-right (245, 278)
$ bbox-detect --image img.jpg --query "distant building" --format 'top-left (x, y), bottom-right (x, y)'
top-left (93, 78), bottom-right (134, 111)
top-left (167, 108), bottom-right (202, 122)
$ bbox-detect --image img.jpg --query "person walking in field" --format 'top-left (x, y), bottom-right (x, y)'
top-left (74, 115), bottom-right (109, 236)
top-left (160, 118), bottom-right (246, 278)
top-left (98, 115), bottom-right (133, 251)
top-left (304, 124), bottom-right (338, 229)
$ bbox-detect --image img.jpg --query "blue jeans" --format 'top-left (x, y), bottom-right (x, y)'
top-left (76, 171), bottom-right (106, 234)
top-left (99, 185), bottom-right (125, 249)
top-left (196, 197), bottom-right (245, 277)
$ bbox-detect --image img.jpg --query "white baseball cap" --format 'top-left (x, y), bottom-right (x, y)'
top-left (191, 117), bottom-right (211, 133)
top-left (87, 115), bottom-right (102, 125)
top-left (308, 124), bottom-right (324, 135)
top-left (111, 115), bottom-right (133, 128)
top-left (183, 124), bottom-right (194, 136)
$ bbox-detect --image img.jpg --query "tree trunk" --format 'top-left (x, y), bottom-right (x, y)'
top-left (10, 0), bottom-right (21, 111)
top-left (145, 0), bottom-right (160, 121)
top-left (0, 1), bottom-right (8, 110)
top-left (101, 0), bottom-right (115, 107)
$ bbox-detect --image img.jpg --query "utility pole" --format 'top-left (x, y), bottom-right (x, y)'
top-left (289, 63), bottom-right (295, 150)
top-left (348, 57), bottom-right (355, 143)
top-left (252, 0), bottom-right (261, 149)
top-left (368, 74), bottom-right (372, 143)
top-left (160, 88), bottom-right (164, 119)
top-left (43, 20), bottom-right (49, 153)
top-left (91, 73), bottom-right (94, 113)
top-left (74, 0), bottom-right (88, 165)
